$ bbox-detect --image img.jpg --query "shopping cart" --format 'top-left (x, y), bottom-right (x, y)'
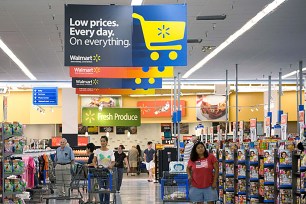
top-left (161, 171), bottom-right (189, 203)
top-left (88, 167), bottom-right (117, 204)
top-left (43, 163), bottom-right (85, 204)
top-left (132, 13), bottom-right (186, 61)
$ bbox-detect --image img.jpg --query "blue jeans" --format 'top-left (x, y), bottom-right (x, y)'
top-left (97, 177), bottom-right (110, 204)
top-left (117, 168), bottom-right (124, 191)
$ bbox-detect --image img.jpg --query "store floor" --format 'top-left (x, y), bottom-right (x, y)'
top-left (45, 173), bottom-right (190, 204)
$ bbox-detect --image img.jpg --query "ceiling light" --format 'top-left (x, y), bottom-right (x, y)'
top-left (131, 0), bottom-right (143, 5)
top-left (183, 0), bottom-right (286, 78)
top-left (282, 67), bottom-right (306, 79)
top-left (187, 39), bottom-right (202, 43)
top-left (251, 108), bottom-right (254, 112)
top-left (196, 15), bottom-right (226, 20)
top-left (0, 39), bottom-right (37, 80)
top-left (202, 46), bottom-right (216, 52)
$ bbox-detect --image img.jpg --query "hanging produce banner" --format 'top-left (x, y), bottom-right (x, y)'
top-left (196, 95), bottom-right (226, 121)
top-left (265, 116), bottom-right (271, 137)
top-left (137, 100), bottom-right (186, 118)
top-left (65, 4), bottom-right (187, 66)
top-left (70, 66), bottom-right (173, 78)
top-left (281, 114), bottom-right (287, 140)
top-left (72, 77), bottom-right (162, 89)
top-left (82, 107), bottom-right (141, 126)
top-left (250, 118), bottom-right (257, 142)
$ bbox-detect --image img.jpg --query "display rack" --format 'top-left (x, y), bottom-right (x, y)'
top-left (237, 149), bottom-right (247, 203)
top-left (217, 149), bottom-right (225, 203)
top-left (1, 122), bottom-right (26, 203)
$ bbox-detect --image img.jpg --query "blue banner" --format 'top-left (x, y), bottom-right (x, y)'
top-left (72, 78), bottom-right (162, 89)
top-left (33, 87), bottom-right (58, 106)
top-left (65, 4), bottom-right (187, 67)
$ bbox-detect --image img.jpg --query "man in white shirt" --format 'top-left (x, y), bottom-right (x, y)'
top-left (183, 135), bottom-right (198, 162)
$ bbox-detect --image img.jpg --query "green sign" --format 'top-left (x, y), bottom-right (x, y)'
top-left (82, 107), bottom-right (141, 126)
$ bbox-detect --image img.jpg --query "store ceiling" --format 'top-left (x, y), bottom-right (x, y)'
top-left (0, 0), bottom-right (305, 83)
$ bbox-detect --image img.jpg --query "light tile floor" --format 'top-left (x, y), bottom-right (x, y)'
top-left (39, 174), bottom-right (191, 204)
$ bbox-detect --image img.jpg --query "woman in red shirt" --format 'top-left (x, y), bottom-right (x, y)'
top-left (186, 142), bottom-right (219, 204)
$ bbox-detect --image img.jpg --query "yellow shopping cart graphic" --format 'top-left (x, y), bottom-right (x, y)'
top-left (132, 13), bottom-right (186, 61)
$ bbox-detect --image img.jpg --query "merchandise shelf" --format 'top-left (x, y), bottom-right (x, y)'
top-left (4, 172), bottom-right (24, 177)
top-left (250, 162), bottom-right (259, 166)
top-left (263, 182), bottom-right (274, 185)
top-left (263, 200), bottom-right (274, 203)
top-left (250, 178), bottom-right (259, 182)
top-left (237, 160), bottom-right (246, 164)
top-left (225, 188), bottom-right (234, 192)
top-left (263, 163), bottom-right (274, 168)
top-left (279, 184), bottom-right (292, 189)
top-left (3, 135), bottom-right (14, 140)
top-left (279, 164), bottom-right (292, 168)
top-left (3, 152), bottom-right (13, 157)
top-left (237, 176), bottom-right (246, 179)
top-left (249, 195), bottom-right (259, 198)
top-left (237, 192), bottom-right (246, 195)
top-left (224, 160), bottom-right (234, 163)
top-left (4, 192), bottom-right (24, 196)
top-left (225, 174), bottom-right (234, 177)
top-left (300, 166), bottom-right (306, 172)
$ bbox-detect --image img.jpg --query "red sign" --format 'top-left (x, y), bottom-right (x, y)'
top-left (137, 100), bottom-right (186, 118)
top-left (265, 117), bottom-right (271, 127)
top-left (78, 136), bottom-right (89, 146)
top-left (51, 136), bottom-right (62, 146)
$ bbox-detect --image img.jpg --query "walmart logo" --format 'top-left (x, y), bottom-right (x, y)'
top-left (85, 110), bottom-right (95, 123)
top-left (92, 54), bottom-right (101, 62)
top-left (94, 68), bottom-right (101, 74)
top-left (158, 25), bottom-right (170, 38)
top-left (92, 79), bottom-right (99, 85)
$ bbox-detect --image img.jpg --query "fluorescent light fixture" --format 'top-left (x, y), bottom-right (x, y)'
top-left (282, 67), bottom-right (306, 79)
top-left (183, 0), bottom-right (286, 78)
top-left (196, 15), bottom-right (226, 20)
top-left (0, 39), bottom-right (37, 80)
top-left (131, 0), bottom-right (143, 5)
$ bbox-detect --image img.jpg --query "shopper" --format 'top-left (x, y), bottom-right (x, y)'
top-left (128, 146), bottom-right (138, 176)
top-left (85, 143), bottom-right (98, 203)
top-left (183, 135), bottom-right (198, 162)
top-left (93, 136), bottom-right (115, 204)
top-left (144, 141), bottom-right (156, 182)
top-left (186, 141), bottom-right (218, 204)
top-left (136, 145), bottom-right (143, 173)
top-left (55, 138), bottom-right (75, 197)
top-left (114, 145), bottom-right (130, 193)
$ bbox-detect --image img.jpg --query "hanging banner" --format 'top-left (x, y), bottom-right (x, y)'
top-left (196, 95), bottom-right (226, 121)
top-left (250, 118), bottom-right (257, 142)
top-left (137, 100), bottom-right (186, 118)
top-left (210, 127), bottom-right (214, 143)
top-left (82, 107), bottom-right (141, 126)
top-left (299, 110), bottom-right (305, 138)
top-left (265, 116), bottom-right (271, 137)
top-left (232, 122), bottom-right (236, 142)
top-left (72, 77), bottom-right (162, 89)
top-left (239, 121), bottom-right (244, 143)
top-left (217, 125), bottom-right (221, 141)
top-left (280, 114), bottom-right (287, 140)
top-left (65, 4), bottom-right (187, 67)
top-left (70, 66), bottom-right (173, 78)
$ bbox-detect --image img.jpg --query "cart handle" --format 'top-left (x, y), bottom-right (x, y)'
top-left (132, 13), bottom-right (145, 23)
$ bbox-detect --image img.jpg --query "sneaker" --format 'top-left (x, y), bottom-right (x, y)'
top-left (116, 190), bottom-right (120, 193)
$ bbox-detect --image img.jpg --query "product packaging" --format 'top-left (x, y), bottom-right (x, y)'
top-left (12, 122), bottom-right (23, 136)
top-left (4, 160), bottom-right (12, 173)
top-left (4, 179), bottom-right (13, 192)
top-left (12, 160), bottom-right (25, 174)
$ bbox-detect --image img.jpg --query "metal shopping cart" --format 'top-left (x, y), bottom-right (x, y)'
top-left (43, 163), bottom-right (85, 204)
top-left (132, 13), bottom-right (186, 61)
top-left (87, 167), bottom-right (117, 204)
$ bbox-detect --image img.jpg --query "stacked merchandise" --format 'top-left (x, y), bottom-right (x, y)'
top-left (249, 148), bottom-right (259, 203)
top-left (1, 122), bottom-right (28, 203)
top-left (224, 147), bottom-right (235, 204)
top-left (218, 149), bottom-right (224, 203)
top-left (237, 149), bottom-right (246, 203)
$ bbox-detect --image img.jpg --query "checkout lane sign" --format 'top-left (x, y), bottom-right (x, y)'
top-left (33, 87), bottom-right (58, 106)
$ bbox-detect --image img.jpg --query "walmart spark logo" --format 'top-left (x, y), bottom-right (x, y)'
top-left (158, 25), bottom-right (170, 38)
top-left (92, 54), bottom-right (101, 62)
top-left (94, 68), bottom-right (101, 74)
top-left (92, 79), bottom-right (99, 85)
top-left (84, 110), bottom-right (95, 123)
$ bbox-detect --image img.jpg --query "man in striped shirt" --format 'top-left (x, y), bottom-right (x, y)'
top-left (183, 135), bottom-right (198, 162)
